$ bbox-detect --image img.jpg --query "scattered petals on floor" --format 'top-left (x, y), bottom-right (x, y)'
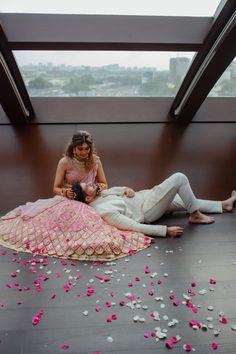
top-left (0, 245), bottom-right (234, 353)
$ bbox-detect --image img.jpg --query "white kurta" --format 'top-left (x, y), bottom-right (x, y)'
top-left (91, 173), bottom-right (222, 237)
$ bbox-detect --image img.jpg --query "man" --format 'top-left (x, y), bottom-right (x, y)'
top-left (71, 173), bottom-right (236, 238)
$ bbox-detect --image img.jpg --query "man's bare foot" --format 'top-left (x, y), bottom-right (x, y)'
top-left (189, 211), bottom-right (215, 224)
top-left (222, 190), bottom-right (236, 212)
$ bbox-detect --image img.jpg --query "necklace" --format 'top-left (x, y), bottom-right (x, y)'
top-left (73, 157), bottom-right (86, 167)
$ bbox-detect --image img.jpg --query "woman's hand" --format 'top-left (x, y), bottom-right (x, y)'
top-left (167, 226), bottom-right (184, 238)
top-left (123, 188), bottom-right (135, 198)
top-left (63, 188), bottom-right (75, 199)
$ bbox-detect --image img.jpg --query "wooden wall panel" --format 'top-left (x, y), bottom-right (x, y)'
top-left (2, 97), bottom-right (236, 124)
top-left (0, 123), bottom-right (235, 214)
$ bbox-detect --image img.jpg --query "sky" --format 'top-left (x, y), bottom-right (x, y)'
top-left (0, 0), bottom-right (221, 16)
top-left (1, 0), bottom-right (220, 69)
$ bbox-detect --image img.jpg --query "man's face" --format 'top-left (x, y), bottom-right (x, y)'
top-left (80, 182), bottom-right (99, 202)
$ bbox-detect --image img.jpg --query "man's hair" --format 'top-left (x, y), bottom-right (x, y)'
top-left (71, 183), bottom-right (87, 203)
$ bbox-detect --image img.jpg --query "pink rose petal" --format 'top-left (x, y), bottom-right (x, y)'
top-left (145, 266), bottom-right (151, 274)
top-left (144, 332), bottom-right (150, 338)
top-left (211, 343), bottom-right (218, 350)
top-left (61, 343), bottom-right (70, 350)
top-left (166, 341), bottom-right (174, 349)
top-left (184, 344), bottom-right (192, 352)
top-left (32, 316), bottom-right (40, 325)
top-left (60, 260), bottom-right (67, 266)
top-left (219, 316), bottom-right (228, 324)
top-left (173, 300), bottom-right (180, 306)
top-left (210, 278), bottom-right (216, 284)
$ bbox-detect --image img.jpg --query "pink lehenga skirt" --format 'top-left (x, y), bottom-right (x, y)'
top-left (0, 196), bottom-right (152, 261)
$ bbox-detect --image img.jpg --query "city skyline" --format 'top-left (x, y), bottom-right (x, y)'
top-left (14, 51), bottom-right (195, 71)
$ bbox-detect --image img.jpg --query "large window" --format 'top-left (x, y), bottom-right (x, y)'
top-left (1, 0), bottom-right (221, 16)
top-left (14, 51), bottom-right (195, 97)
top-left (208, 58), bottom-right (236, 97)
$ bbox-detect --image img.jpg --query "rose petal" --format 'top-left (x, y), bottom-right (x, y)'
top-left (219, 316), bottom-right (228, 324)
top-left (211, 343), bottom-right (218, 350)
top-left (166, 341), bottom-right (174, 349)
top-left (60, 343), bottom-right (70, 350)
top-left (184, 344), bottom-right (192, 352)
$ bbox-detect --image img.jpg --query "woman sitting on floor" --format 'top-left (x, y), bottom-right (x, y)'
top-left (0, 131), bottom-right (152, 261)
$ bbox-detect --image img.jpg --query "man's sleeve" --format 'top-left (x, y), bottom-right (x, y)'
top-left (102, 210), bottom-right (167, 237)
top-left (101, 187), bottom-right (127, 196)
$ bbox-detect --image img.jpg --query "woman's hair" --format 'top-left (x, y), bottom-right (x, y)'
top-left (65, 130), bottom-right (96, 170)
top-left (71, 183), bottom-right (87, 203)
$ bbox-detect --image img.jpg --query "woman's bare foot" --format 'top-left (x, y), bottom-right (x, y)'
top-left (222, 190), bottom-right (236, 212)
top-left (189, 211), bottom-right (215, 224)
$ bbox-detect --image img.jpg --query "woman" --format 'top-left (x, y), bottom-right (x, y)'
top-left (0, 131), bottom-right (152, 261)
top-left (53, 130), bottom-right (108, 199)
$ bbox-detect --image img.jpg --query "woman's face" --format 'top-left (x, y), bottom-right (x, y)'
top-left (74, 143), bottom-right (91, 160)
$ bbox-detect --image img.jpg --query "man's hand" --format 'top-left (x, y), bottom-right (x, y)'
top-left (123, 188), bottom-right (135, 198)
top-left (167, 226), bottom-right (184, 238)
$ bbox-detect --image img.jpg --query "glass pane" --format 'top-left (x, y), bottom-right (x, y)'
top-left (14, 50), bottom-right (195, 97)
top-left (208, 59), bottom-right (236, 97)
top-left (1, 0), bottom-right (221, 16)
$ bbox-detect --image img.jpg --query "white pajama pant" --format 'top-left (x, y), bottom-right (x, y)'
top-left (142, 173), bottom-right (222, 223)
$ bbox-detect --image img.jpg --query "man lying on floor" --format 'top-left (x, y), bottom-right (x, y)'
top-left (71, 172), bottom-right (236, 238)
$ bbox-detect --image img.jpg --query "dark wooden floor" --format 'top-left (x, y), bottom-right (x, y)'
top-left (0, 211), bottom-right (236, 354)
